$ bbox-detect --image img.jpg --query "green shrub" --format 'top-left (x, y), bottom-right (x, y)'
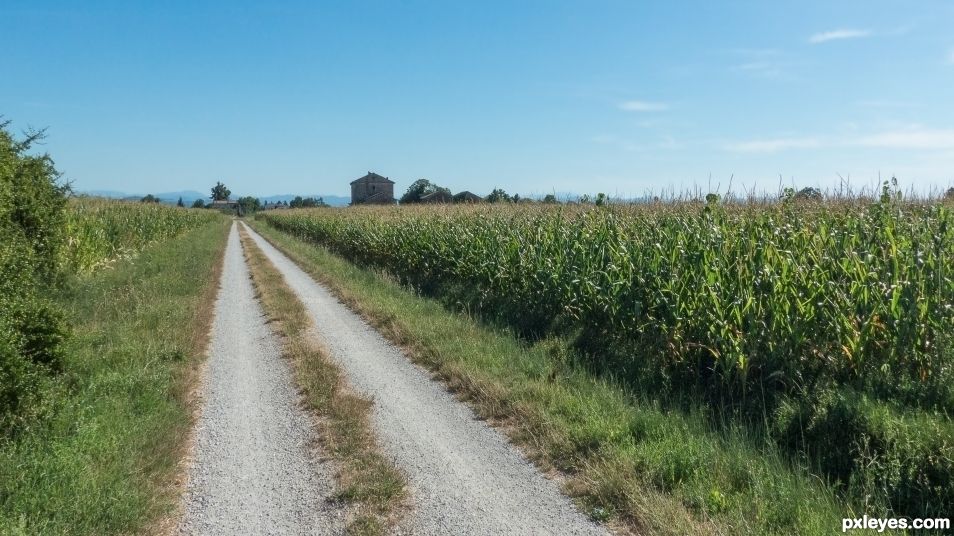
top-left (772, 388), bottom-right (954, 517)
top-left (0, 122), bottom-right (69, 435)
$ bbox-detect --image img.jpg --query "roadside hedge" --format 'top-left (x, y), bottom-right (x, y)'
top-left (0, 123), bottom-right (70, 435)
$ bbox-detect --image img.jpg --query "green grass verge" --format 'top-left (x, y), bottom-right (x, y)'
top-left (248, 218), bottom-right (857, 535)
top-left (0, 218), bottom-right (230, 535)
top-left (238, 225), bottom-right (405, 535)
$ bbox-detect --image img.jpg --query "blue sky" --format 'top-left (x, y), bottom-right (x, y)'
top-left (2, 1), bottom-right (953, 198)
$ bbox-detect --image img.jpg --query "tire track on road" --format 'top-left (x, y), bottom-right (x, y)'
top-left (178, 222), bottom-right (343, 535)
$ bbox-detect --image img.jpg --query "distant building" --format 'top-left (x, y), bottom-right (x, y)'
top-left (420, 190), bottom-right (453, 204)
top-left (453, 191), bottom-right (483, 204)
top-left (351, 172), bottom-right (395, 204)
top-left (209, 199), bottom-right (239, 209)
top-left (209, 198), bottom-right (241, 215)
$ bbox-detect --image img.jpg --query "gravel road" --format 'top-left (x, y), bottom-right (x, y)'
top-left (178, 223), bottom-right (343, 535)
top-left (242, 222), bottom-right (606, 536)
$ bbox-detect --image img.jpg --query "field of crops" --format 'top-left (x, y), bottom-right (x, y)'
top-left (63, 197), bottom-right (222, 273)
top-left (259, 194), bottom-right (954, 517)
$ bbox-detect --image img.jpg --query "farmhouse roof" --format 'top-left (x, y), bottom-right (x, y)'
top-left (453, 191), bottom-right (483, 203)
top-left (351, 171), bottom-right (394, 185)
top-left (420, 191), bottom-right (453, 203)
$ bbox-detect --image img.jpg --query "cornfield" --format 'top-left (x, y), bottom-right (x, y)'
top-left (261, 194), bottom-right (954, 516)
top-left (260, 197), bottom-right (953, 400)
top-left (63, 197), bottom-right (222, 273)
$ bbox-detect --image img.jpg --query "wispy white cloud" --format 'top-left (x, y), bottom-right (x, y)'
top-left (726, 48), bottom-right (796, 79)
top-left (724, 137), bottom-right (821, 153)
top-left (855, 127), bottom-right (954, 149)
top-left (808, 29), bottom-right (872, 44)
top-left (619, 100), bottom-right (669, 112)
top-left (732, 61), bottom-right (784, 79)
top-left (658, 135), bottom-right (680, 150)
top-left (724, 127), bottom-right (954, 153)
top-left (592, 134), bottom-right (681, 152)
top-left (728, 48), bottom-right (779, 57)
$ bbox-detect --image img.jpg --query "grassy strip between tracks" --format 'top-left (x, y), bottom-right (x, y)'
top-left (247, 218), bottom-right (858, 536)
top-left (0, 219), bottom-right (230, 535)
top-left (238, 225), bottom-right (406, 535)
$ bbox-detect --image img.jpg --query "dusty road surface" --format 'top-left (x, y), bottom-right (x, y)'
top-left (178, 223), bottom-right (342, 535)
top-left (242, 222), bottom-right (606, 536)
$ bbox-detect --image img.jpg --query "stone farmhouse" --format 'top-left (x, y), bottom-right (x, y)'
top-left (350, 172), bottom-right (395, 205)
top-left (208, 198), bottom-right (244, 216)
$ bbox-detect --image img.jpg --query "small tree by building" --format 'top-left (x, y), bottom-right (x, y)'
top-left (542, 194), bottom-right (558, 204)
top-left (400, 179), bottom-right (451, 204)
top-left (140, 194), bottom-right (160, 203)
top-left (192, 199), bottom-right (206, 208)
top-left (211, 181), bottom-right (231, 201)
top-left (237, 196), bottom-right (261, 214)
top-left (485, 188), bottom-right (511, 203)
top-left (794, 187), bottom-right (823, 201)
top-left (176, 197), bottom-right (185, 207)
top-left (289, 196), bottom-right (328, 208)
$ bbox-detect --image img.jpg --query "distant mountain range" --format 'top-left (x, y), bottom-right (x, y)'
top-left (78, 190), bottom-right (351, 207)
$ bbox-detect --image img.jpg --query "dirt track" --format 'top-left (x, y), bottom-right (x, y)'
top-left (241, 222), bottom-right (605, 535)
top-left (178, 223), bottom-right (343, 535)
